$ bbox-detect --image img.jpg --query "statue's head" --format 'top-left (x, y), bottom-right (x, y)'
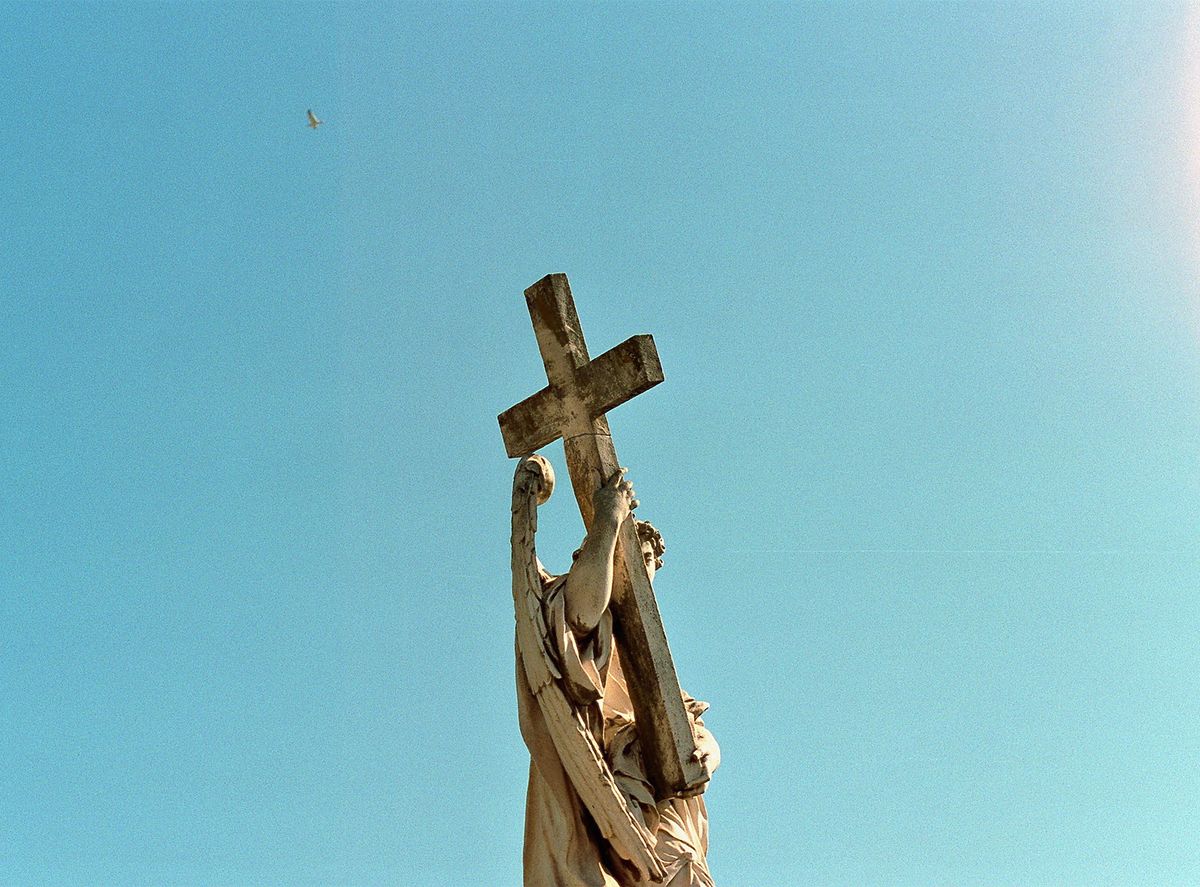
top-left (635, 519), bottom-right (665, 581)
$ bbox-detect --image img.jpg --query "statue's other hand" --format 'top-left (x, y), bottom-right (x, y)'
top-left (592, 467), bottom-right (638, 527)
top-left (677, 750), bottom-right (714, 799)
top-left (678, 721), bottom-right (720, 798)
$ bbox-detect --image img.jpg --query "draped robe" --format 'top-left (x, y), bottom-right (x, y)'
top-left (516, 571), bottom-right (716, 887)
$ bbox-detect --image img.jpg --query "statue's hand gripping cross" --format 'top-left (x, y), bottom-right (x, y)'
top-left (499, 273), bottom-right (707, 797)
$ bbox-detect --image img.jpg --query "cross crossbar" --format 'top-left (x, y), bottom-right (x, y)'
top-left (499, 335), bottom-right (662, 459)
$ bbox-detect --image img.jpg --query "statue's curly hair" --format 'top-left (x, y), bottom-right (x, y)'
top-left (635, 519), bottom-right (666, 571)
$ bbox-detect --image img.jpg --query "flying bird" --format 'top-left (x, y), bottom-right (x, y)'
top-left (307, 109), bottom-right (322, 129)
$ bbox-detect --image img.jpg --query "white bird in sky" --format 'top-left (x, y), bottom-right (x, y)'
top-left (307, 109), bottom-right (323, 130)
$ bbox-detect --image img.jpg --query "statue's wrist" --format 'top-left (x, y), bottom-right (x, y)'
top-left (590, 513), bottom-right (622, 535)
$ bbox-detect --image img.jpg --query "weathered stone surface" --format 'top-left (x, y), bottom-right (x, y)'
top-left (499, 273), bottom-right (707, 798)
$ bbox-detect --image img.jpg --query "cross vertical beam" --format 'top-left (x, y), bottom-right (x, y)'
top-left (499, 273), bottom-right (707, 797)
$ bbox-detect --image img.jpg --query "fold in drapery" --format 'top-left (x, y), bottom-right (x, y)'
top-left (517, 573), bottom-right (715, 887)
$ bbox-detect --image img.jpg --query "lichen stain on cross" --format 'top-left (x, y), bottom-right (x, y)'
top-left (498, 273), bottom-right (707, 797)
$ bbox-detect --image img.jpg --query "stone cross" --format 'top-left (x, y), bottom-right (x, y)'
top-left (499, 273), bottom-right (707, 797)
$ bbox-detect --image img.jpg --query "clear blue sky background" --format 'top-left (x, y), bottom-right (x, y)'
top-left (3, 3), bottom-right (1198, 885)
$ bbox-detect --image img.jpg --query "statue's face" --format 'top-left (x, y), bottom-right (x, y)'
top-left (640, 539), bottom-right (657, 583)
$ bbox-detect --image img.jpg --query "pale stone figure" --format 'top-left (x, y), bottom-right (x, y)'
top-left (511, 456), bottom-right (719, 886)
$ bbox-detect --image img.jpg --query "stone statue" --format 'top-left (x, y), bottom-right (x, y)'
top-left (511, 455), bottom-right (719, 886)
top-left (500, 273), bottom-right (720, 884)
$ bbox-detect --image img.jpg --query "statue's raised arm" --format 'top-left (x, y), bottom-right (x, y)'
top-left (562, 468), bottom-right (638, 635)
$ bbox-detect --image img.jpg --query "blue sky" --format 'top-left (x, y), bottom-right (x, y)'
top-left (2, 3), bottom-right (1199, 885)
